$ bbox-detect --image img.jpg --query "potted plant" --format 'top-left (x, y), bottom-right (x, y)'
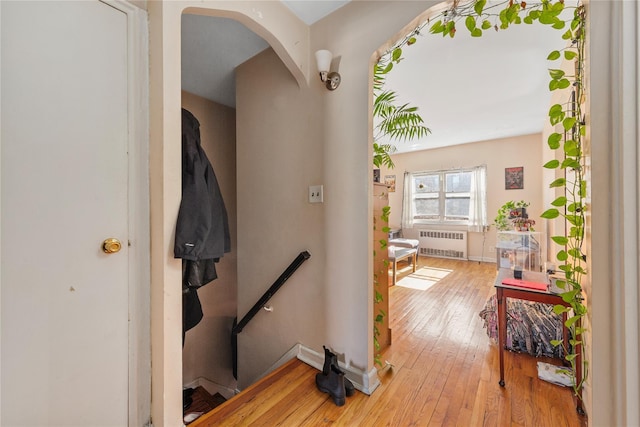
top-left (494, 200), bottom-right (530, 231)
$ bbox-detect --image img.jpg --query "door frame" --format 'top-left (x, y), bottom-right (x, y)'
top-left (100, 1), bottom-right (151, 425)
top-left (0, 1), bottom-right (150, 425)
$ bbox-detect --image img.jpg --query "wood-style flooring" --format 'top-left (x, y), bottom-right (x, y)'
top-left (191, 257), bottom-right (587, 426)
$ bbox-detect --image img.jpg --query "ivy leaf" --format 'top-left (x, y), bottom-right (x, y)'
top-left (561, 158), bottom-right (582, 170)
top-left (549, 79), bottom-right (559, 91)
top-left (407, 37), bottom-right (417, 45)
top-left (382, 62), bottom-right (393, 74)
top-left (548, 103), bottom-right (563, 116)
top-left (430, 20), bottom-right (445, 34)
top-left (474, 0), bottom-right (487, 16)
top-left (549, 177), bottom-right (566, 188)
top-left (466, 16), bottom-right (476, 32)
top-left (539, 11), bottom-right (556, 25)
top-left (471, 28), bottom-right (483, 37)
top-left (550, 339), bottom-right (562, 347)
top-left (551, 235), bottom-right (569, 245)
top-left (482, 19), bottom-right (492, 30)
top-left (564, 139), bottom-right (578, 155)
top-left (445, 21), bottom-right (456, 38)
top-left (549, 69), bottom-right (565, 79)
top-left (552, 20), bottom-right (565, 30)
top-left (557, 78), bottom-right (571, 89)
top-left (557, 250), bottom-right (568, 261)
top-left (541, 208), bottom-right (560, 219)
top-left (549, 110), bottom-right (565, 126)
top-left (563, 117), bottom-right (577, 131)
top-left (548, 132), bottom-right (562, 149)
top-left (392, 48), bottom-right (402, 62)
top-left (551, 196), bottom-right (567, 207)
top-left (523, 15), bottom-right (533, 24)
top-left (564, 50), bottom-right (578, 60)
top-left (547, 50), bottom-right (561, 60)
top-left (543, 159), bottom-right (560, 169)
top-left (553, 305), bottom-right (570, 315)
top-left (552, 1), bottom-right (565, 13)
top-left (566, 315), bottom-right (581, 329)
top-left (562, 29), bottom-right (573, 40)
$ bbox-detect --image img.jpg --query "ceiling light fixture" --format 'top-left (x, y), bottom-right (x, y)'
top-left (315, 49), bottom-right (341, 91)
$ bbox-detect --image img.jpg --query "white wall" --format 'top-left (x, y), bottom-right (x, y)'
top-left (381, 133), bottom-right (544, 262)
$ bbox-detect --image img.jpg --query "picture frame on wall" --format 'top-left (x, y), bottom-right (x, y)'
top-left (373, 169), bottom-right (381, 183)
top-left (384, 175), bottom-right (396, 192)
top-left (505, 167), bottom-right (524, 190)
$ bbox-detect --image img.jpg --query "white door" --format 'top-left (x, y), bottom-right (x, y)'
top-left (1, 1), bottom-right (138, 425)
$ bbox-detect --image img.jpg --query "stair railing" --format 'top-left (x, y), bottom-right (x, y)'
top-left (232, 250), bottom-right (311, 378)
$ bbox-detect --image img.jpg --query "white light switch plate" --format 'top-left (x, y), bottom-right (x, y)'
top-left (309, 185), bottom-right (323, 203)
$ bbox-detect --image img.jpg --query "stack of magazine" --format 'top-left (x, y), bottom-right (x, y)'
top-left (537, 361), bottom-right (574, 387)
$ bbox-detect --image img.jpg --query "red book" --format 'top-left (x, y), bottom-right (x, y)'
top-left (501, 277), bottom-right (548, 291)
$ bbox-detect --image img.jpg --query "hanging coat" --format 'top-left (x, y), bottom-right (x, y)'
top-left (176, 108), bottom-right (231, 335)
top-left (175, 108), bottom-right (231, 264)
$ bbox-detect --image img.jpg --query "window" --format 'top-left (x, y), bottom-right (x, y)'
top-left (402, 166), bottom-right (487, 229)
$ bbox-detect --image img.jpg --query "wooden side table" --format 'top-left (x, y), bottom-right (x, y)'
top-left (494, 268), bottom-right (584, 414)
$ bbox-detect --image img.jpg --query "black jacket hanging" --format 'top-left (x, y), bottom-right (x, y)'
top-left (175, 108), bottom-right (231, 264)
top-left (176, 108), bottom-right (231, 335)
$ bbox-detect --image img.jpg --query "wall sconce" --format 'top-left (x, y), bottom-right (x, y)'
top-left (315, 49), bottom-right (341, 91)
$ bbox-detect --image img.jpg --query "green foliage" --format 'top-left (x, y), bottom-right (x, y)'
top-left (374, 0), bottom-right (588, 400)
top-left (494, 200), bottom-right (530, 231)
top-left (373, 44), bottom-right (430, 172)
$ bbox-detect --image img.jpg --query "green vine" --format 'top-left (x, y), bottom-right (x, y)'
top-left (373, 205), bottom-right (391, 367)
top-left (375, 0), bottom-right (588, 400)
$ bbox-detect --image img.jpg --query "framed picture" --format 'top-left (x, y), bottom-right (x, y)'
top-left (373, 169), bottom-right (381, 183)
top-left (505, 167), bottom-right (524, 190)
top-left (385, 175), bottom-right (396, 192)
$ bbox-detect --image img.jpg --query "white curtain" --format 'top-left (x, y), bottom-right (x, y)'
top-left (401, 172), bottom-right (413, 230)
top-left (468, 165), bottom-right (488, 232)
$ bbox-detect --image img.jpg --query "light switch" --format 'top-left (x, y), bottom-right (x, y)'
top-left (309, 185), bottom-right (323, 203)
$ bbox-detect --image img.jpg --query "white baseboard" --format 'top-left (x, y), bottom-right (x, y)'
top-left (468, 255), bottom-right (497, 263)
top-left (233, 343), bottom-right (381, 396)
top-left (296, 344), bottom-right (380, 395)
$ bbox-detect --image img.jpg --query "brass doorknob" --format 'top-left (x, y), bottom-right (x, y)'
top-left (102, 238), bottom-right (122, 254)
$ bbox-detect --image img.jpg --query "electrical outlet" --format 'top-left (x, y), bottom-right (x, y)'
top-left (309, 185), bottom-right (323, 203)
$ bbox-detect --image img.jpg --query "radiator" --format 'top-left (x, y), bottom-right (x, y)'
top-left (418, 230), bottom-right (468, 260)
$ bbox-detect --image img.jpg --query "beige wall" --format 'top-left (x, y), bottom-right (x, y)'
top-left (181, 91), bottom-right (238, 393)
top-left (381, 133), bottom-right (544, 262)
top-left (235, 48), bottom-right (326, 388)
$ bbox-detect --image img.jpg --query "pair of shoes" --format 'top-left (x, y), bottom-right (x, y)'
top-left (315, 345), bottom-right (355, 407)
top-left (322, 346), bottom-right (355, 397)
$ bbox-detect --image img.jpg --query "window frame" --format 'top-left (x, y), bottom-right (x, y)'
top-left (410, 168), bottom-right (475, 225)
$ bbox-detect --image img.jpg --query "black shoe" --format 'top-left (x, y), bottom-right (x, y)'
top-left (323, 345), bottom-right (355, 397)
top-left (315, 364), bottom-right (346, 406)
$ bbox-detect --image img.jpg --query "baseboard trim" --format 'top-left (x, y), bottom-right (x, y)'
top-left (296, 344), bottom-right (380, 395)
top-left (468, 255), bottom-right (497, 263)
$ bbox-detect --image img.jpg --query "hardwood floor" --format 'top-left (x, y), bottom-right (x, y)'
top-left (192, 257), bottom-right (587, 426)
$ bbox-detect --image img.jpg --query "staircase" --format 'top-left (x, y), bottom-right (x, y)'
top-left (189, 358), bottom-right (319, 426)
